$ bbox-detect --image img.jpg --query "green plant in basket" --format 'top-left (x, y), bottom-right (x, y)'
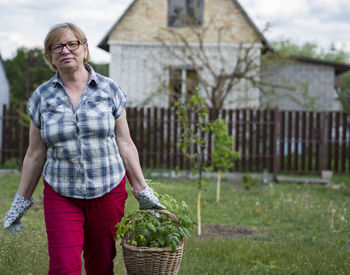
top-left (115, 194), bottom-right (195, 252)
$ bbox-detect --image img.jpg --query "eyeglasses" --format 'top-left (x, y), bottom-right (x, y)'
top-left (50, 40), bottom-right (84, 54)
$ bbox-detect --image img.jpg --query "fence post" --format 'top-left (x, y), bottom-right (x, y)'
top-left (272, 106), bottom-right (280, 181)
top-left (318, 112), bottom-right (327, 171)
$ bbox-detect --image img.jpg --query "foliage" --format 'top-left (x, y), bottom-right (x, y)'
top-left (115, 194), bottom-right (194, 252)
top-left (338, 72), bottom-right (350, 111)
top-left (173, 91), bottom-right (210, 176)
top-left (4, 47), bottom-right (52, 104)
top-left (271, 39), bottom-right (348, 63)
top-left (211, 119), bottom-right (240, 171)
top-left (211, 118), bottom-right (240, 202)
top-left (0, 158), bottom-right (21, 170)
top-left (242, 173), bottom-right (256, 191)
top-left (88, 61), bottom-right (109, 77)
top-left (173, 91), bottom-right (211, 235)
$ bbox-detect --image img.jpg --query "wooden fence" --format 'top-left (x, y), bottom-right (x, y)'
top-left (1, 105), bottom-right (350, 175)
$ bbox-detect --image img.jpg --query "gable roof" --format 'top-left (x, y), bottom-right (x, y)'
top-left (98, 0), bottom-right (270, 52)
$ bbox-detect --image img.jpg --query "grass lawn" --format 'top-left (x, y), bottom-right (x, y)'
top-left (1, 172), bottom-right (350, 274)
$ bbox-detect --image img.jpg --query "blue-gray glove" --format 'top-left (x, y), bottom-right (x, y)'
top-left (4, 193), bottom-right (34, 235)
top-left (132, 185), bottom-right (165, 210)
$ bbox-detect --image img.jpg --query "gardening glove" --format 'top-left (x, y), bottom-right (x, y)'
top-left (4, 193), bottom-right (34, 236)
top-left (132, 184), bottom-right (166, 211)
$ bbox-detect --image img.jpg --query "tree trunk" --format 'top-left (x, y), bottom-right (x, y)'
top-left (197, 185), bottom-right (202, 236)
top-left (216, 169), bottom-right (222, 203)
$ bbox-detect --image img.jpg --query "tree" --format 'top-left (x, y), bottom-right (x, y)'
top-left (89, 61), bottom-right (109, 77)
top-left (271, 39), bottom-right (348, 63)
top-left (5, 47), bottom-right (52, 104)
top-left (338, 72), bottom-right (350, 111)
top-left (173, 91), bottom-right (211, 236)
top-left (155, 18), bottom-right (265, 115)
top-left (211, 119), bottom-right (239, 203)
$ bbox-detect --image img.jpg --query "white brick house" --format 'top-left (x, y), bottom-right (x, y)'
top-left (98, 0), bottom-right (268, 109)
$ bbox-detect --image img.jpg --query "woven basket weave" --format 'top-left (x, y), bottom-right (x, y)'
top-left (121, 209), bottom-right (185, 275)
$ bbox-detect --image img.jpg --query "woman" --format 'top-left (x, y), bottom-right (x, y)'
top-left (4, 23), bottom-right (164, 275)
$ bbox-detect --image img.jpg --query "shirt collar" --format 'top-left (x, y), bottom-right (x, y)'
top-left (51, 63), bottom-right (100, 87)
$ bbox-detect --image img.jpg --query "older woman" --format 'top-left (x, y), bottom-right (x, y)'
top-left (4, 23), bottom-right (164, 275)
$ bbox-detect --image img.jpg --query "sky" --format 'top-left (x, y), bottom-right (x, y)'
top-left (0, 0), bottom-right (349, 63)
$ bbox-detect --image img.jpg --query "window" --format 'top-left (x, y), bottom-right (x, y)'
top-left (168, 0), bottom-right (204, 27)
top-left (168, 68), bottom-right (199, 106)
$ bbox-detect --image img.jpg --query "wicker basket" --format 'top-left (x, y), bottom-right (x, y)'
top-left (121, 209), bottom-right (185, 275)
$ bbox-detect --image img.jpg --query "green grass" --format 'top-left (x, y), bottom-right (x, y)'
top-left (1, 173), bottom-right (350, 274)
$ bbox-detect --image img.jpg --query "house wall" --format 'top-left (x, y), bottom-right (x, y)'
top-left (261, 60), bottom-right (340, 111)
top-left (0, 59), bottom-right (9, 107)
top-left (109, 0), bottom-right (259, 44)
top-left (109, 41), bottom-right (261, 108)
top-left (0, 57), bottom-right (10, 161)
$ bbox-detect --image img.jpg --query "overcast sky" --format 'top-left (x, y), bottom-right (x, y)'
top-left (1, 0), bottom-right (349, 63)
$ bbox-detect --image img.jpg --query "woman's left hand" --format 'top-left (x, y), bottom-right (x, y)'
top-left (132, 185), bottom-right (166, 210)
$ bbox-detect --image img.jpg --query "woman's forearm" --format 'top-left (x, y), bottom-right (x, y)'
top-left (118, 140), bottom-right (146, 192)
top-left (17, 122), bottom-right (47, 200)
top-left (17, 150), bottom-right (46, 199)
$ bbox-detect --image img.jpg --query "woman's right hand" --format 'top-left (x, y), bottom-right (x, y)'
top-left (3, 193), bottom-right (34, 235)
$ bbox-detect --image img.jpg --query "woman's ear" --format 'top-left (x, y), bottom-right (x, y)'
top-left (84, 42), bottom-right (89, 62)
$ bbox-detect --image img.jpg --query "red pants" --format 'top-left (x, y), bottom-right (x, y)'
top-left (43, 177), bottom-right (128, 275)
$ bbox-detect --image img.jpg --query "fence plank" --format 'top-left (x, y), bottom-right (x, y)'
top-left (334, 112), bottom-right (340, 171)
top-left (262, 110), bottom-right (268, 171)
top-left (294, 112), bottom-right (300, 171)
top-left (301, 112), bottom-right (307, 171)
top-left (255, 110), bottom-right (260, 171)
top-left (341, 112), bottom-right (347, 172)
top-left (248, 109), bottom-right (254, 170)
top-left (234, 110), bottom-right (240, 171)
top-left (287, 111), bottom-right (292, 170)
top-left (315, 113), bottom-right (320, 170)
top-left (308, 112), bottom-right (314, 171)
top-left (280, 111), bottom-right (285, 171)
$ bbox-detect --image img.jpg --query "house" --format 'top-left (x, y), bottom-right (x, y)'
top-left (98, 0), bottom-right (350, 111)
top-left (98, 0), bottom-right (268, 109)
top-left (0, 54), bottom-right (9, 107)
top-left (261, 55), bottom-right (350, 110)
top-left (0, 53), bottom-right (10, 161)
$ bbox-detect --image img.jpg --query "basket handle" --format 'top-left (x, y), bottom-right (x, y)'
top-left (152, 209), bottom-right (178, 223)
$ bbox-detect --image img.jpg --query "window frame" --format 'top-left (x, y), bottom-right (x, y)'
top-left (167, 0), bottom-right (204, 28)
top-left (167, 66), bottom-right (199, 107)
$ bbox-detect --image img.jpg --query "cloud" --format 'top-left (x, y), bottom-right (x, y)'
top-left (0, 0), bottom-right (349, 62)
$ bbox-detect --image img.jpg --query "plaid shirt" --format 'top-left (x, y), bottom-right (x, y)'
top-left (27, 64), bottom-right (127, 199)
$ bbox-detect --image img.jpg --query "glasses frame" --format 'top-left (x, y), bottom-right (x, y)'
top-left (49, 40), bottom-right (84, 54)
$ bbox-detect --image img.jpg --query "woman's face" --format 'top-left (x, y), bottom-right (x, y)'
top-left (50, 29), bottom-right (88, 74)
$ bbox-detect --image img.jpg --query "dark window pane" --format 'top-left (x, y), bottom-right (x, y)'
top-left (168, 0), bottom-right (203, 27)
top-left (169, 68), bottom-right (183, 106)
top-left (168, 0), bottom-right (186, 27)
top-left (186, 0), bottom-right (203, 26)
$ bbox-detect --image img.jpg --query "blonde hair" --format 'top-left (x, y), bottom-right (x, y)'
top-left (44, 23), bottom-right (90, 70)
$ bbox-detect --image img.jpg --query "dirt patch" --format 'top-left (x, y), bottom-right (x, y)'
top-left (195, 224), bottom-right (260, 239)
